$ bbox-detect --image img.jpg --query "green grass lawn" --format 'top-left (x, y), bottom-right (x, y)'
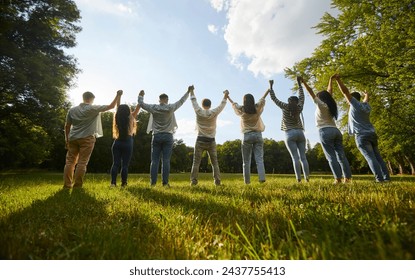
top-left (0, 172), bottom-right (414, 260)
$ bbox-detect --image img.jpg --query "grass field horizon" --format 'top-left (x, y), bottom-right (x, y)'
top-left (1, 172), bottom-right (414, 260)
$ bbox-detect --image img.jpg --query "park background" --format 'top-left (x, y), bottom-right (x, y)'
top-left (1, 0), bottom-right (415, 262)
top-left (1, 0), bottom-right (414, 175)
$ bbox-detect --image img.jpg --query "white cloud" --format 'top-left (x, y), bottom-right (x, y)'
top-left (217, 118), bottom-right (233, 127)
top-left (76, 0), bottom-right (138, 17)
top-left (210, 0), bottom-right (230, 12)
top-left (207, 24), bottom-right (219, 35)
top-left (209, 0), bottom-right (334, 76)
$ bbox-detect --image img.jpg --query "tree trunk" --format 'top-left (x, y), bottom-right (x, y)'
top-left (387, 161), bottom-right (395, 175)
top-left (404, 156), bottom-right (415, 175)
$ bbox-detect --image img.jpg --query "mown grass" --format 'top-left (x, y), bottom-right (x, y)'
top-left (0, 172), bottom-right (414, 260)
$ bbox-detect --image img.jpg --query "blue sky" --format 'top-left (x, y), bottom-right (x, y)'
top-left (67, 0), bottom-right (335, 147)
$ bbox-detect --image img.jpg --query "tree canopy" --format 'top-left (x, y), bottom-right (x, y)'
top-left (0, 0), bottom-right (81, 168)
top-left (286, 0), bottom-right (415, 174)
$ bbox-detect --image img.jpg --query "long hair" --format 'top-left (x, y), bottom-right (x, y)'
top-left (317, 90), bottom-right (338, 120)
top-left (243, 94), bottom-right (256, 114)
top-left (113, 104), bottom-right (131, 140)
top-left (287, 96), bottom-right (300, 121)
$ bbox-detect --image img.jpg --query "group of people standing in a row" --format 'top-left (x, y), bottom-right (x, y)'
top-left (63, 74), bottom-right (390, 189)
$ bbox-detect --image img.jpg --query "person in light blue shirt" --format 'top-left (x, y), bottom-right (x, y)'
top-left (138, 86), bottom-right (192, 187)
top-left (334, 75), bottom-right (390, 182)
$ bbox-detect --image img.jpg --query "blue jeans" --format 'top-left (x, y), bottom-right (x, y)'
top-left (151, 133), bottom-right (174, 185)
top-left (190, 140), bottom-right (221, 185)
top-left (111, 137), bottom-right (133, 185)
top-left (284, 129), bottom-right (310, 181)
top-left (241, 131), bottom-right (266, 184)
top-left (319, 127), bottom-right (352, 179)
top-left (355, 132), bottom-right (390, 182)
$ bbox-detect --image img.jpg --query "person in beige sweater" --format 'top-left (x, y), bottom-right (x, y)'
top-left (227, 88), bottom-right (270, 184)
top-left (189, 87), bottom-right (228, 186)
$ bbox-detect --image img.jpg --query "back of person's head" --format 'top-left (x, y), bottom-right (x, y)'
top-left (159, 93), bottom-right (169, 100)
top-left (351, 92), bottom-right (361, 101)
top-left (113, 104), bottom-right (131, 139)
top-left (82, 91), bottom-right (95, 101)
top-left (202, 98), bottom-right (211, 108)
top-left (317, 90), bottom-right (338, 120)
top-left (287, 96), bottom-right (301, 120)
top-left (243, 94), bottom-right (256, 114)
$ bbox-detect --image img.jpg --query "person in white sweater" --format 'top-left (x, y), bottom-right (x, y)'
top-left (189, 87), bottom-right (228, 186)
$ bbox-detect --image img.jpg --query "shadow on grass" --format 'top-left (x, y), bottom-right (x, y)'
top-left (0, 187), bottom-right (164, 259)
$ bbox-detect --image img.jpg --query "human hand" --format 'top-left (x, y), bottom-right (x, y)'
top-left (223, 90), bottom-right (229, 98)
top-left (117, 90), bottom-right (123, 96)
top-left (332, 73), bottom-right (340, 80)
top-left (269, 80), bottom-right (274, 90)
top-left (188, 85), bottom-right (195, 92)
top-left (139, 90), bottom-right (145, 97)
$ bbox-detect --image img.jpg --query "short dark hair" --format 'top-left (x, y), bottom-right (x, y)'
top-left (351, 92), bottom-right (361, 101)
top-left (202, 98), bottom-right (211, 108)
top-left (159, 93), bottom-right (168, 100)
top-left (82, 91), bottom-right (95, 100)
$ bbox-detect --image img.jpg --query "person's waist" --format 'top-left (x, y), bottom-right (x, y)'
top-left (197, 136), bottom-right (215, 142)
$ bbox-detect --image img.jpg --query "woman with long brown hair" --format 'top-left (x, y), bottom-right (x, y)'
top-left (227, 88), bottom-right (270, 184)
top-left (110, 97), bottom-right (140, 188)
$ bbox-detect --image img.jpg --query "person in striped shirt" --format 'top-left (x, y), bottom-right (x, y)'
top-left (270, 77), bottom-right (310, 182)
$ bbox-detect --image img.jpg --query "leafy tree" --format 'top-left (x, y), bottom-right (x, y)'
top-left (217, 140), bottom-right (242, 173)
top-left (0, 0), bottom-right (81, 169)
top-left (286, 0), bottom-right (415, 174)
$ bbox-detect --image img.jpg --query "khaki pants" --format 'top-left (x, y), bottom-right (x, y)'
top-left (63, 135), bottom-right (96, 188)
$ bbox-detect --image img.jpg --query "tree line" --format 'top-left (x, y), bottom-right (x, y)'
top-left (1, 0), bottom-right (414, 174)
top-left (43, 110), bottom-right (387, 176)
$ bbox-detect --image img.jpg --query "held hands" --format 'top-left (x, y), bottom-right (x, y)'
top-left (269, 80), bottom-right (274, 90)
top-left (188, 85), bottom-right (195, 93)
top-left (117, 90), bottom-right (123, 96)
top-left (223, 89), bottom-right (229, 98)
top-left (296, 76), bottom-right (303, 85)
top-left (138, 90), bottom-right (145, 97)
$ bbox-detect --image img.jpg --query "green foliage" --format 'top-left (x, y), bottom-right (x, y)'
top-left (0, 0), bottom-right (81, 168)
top-left (1, 172), bottom-right (414, 259)
top-left (286, 0), bottom-right (415, 174)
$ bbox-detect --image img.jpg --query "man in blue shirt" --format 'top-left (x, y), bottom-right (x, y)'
top-left (334, 75), bottom-right (390, 182)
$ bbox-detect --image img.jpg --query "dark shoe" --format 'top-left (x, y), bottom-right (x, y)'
top-left (163, 183), bottom-right (170, 188)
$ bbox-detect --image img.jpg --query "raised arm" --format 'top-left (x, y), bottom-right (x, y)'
top-left (327, 74), bottom-right (335, 95)
top-left (333, 74), bottom-right (352, 103)
top-left (301, 77), bottom-right (316, 100)
top-left (171, 85), bottom-right (192, 111)
top-left (104, 90), bottom-right (123, 111)
top-left (362, 91), bottom-right (369, 103)
top-left (225, 90), bottom-right (234, 104)
top-left (132, 103), bottom-right (140, 118)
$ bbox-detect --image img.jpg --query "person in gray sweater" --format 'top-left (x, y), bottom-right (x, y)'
top-left (137, 86), bottom-right (192, 187)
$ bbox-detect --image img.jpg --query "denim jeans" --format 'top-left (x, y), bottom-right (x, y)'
top-left (190, 140), bottom-right (221, 185)
top-left (151, 132), bottom-right (174, 185)
top-left (63, 135), bottom-right (96, 188)
top-left (241, 131), bottom-right (266, 184)
top-left (355, 132), bottom-right (390, 182)
top-left (110, 136), bottom-right (133, 186)
top-left (319, 127), bottom-right (352, 179)
top-left (284, 129), bottom-right (309, 181)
